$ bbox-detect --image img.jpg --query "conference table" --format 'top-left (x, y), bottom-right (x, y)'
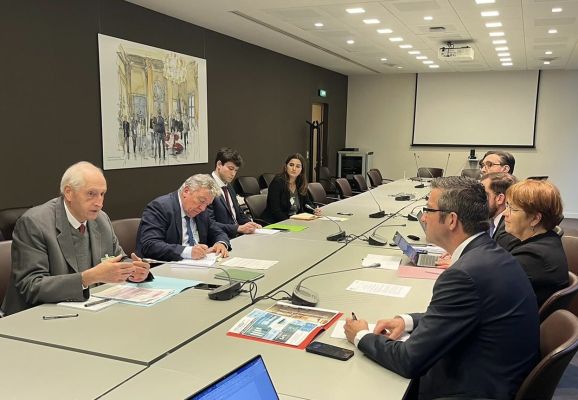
top-left (0, 179), bottom-right (438, 399)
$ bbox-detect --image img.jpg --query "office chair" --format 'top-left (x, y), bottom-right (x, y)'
top-left (317, 166), bottom-right (338, 196)
top-left (461, 168), bottom-right (482, 180)
top-left (515, 310), bottom-right (578, 400)
top-left (539, 272), bottom-right (578, 322)
top-left (352, 174), bottom-right (369, 192)
top-left (335, 178), bottom-right (356, 198)
top-left (258, 173), bottom-right (275, 189)
top-left (0, 206), bottom-right (30, 241)
top-left (417, 167), bottom-right (443, 178)
top-left (307, 182), bottom-right (337, 206)
top-left (562, 235), bottom-right (578, 316)
top-left (233, 176), bottom-right (261, 197)
top-left (0, 240), bottom-right (12, 314)
top-left (244, 194), bottom-right (268, 225)
top-left (112, 218), bottom-right (141, 257)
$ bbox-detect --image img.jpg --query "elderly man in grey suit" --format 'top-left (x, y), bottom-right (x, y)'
top-left (1, 161), bottom-right (150, 315)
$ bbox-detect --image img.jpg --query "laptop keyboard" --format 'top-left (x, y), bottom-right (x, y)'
top-left (418, 253), bottom-right (439, 267)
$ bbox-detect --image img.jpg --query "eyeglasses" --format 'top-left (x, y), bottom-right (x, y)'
top-left (422, 207), bottom-right (450, 214)
top-left (505, 202), bottom-right (522, 213)
top-left (479, 161), bottom-right (504, 169)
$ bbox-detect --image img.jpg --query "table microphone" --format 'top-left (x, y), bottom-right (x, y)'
top-left (367, 187), bottom-right (386, 218)
top-left (368, 224), bottom-right (407, 246)
top-left (291, 264), bottom-right (381, 307)
top-left (305, 204), bottom-right (346, 241)
top-left (207, 266), bottom-right (242, 301)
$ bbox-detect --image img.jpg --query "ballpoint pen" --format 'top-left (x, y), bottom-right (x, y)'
top-left (42, 314), bottom-right (79, 320)
top-left (351, 312), bottom-right (358, 320)
top-left (84, 298), bottom-right (111, 307)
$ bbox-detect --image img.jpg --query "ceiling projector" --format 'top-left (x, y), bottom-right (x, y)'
top-left (438, 45), bottom-right (474, 61)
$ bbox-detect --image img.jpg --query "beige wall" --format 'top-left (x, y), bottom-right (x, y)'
top-left (346, 70), bottom-right (578, 218)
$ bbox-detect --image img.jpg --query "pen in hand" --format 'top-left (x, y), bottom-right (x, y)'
top-left (351, 312), bottom-right (358, 320)
top-left (42, 314), bottom-right (79, 320)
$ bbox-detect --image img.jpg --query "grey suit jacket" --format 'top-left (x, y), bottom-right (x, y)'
top-left (1, 197), bottom-right (126, 315)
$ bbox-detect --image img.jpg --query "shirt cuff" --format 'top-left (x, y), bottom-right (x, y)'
top-left (354, 329), bottom-right (371, 347)
top-left (398, 314), bottom-right (414, 332)
top-left (181, 246), bottom-right (193, 259)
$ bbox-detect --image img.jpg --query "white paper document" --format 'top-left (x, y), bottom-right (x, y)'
top-left (58, 296), bottom-right (118, 311)
top-left (254, 228), bottom-right (279, 235)
top-left (169, 253), bottom-right (218, 268)
top-left (362, 254), bottom-right (401, 270)
top-left (319, 216), bottom-right (348, 222)
top-left (93, 285), bottom-right (175, 305)
top-left (346, 280), bottom-right (411, 298)
top-left (331, 320), bottom-right (410, 342)
top-left (221, 257), bottom-right (278, 270)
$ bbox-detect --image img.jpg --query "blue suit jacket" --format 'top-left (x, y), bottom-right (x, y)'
top-left (136, 191), bottom-right (230, 261)
top-left (358, 234), bottom-right (539, 400)
top-left (207, 184), bottom-right (250, 239)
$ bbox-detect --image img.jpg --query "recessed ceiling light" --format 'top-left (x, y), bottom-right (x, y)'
top-left (552, 7), bottom-right (563, 13)
top-left (397, 66), bottom-right (404, 69)
top-left (346, 8), bottom-right (365, 14)
top-left (502, 62), bottom-right (513, 66)
top-left (485, 22), bottom-right (503, 28)
top-left (429, 65), bottom-right (440, 69)
top-left (424, 16), bottom-right (433, 21)
top-left (346, 39), bottom-right (355, 44)
top-left (380, 57), bottom-right (388, 62)
top-left (500, 57), bottom-right (512, 62)
top-left (416, 56), bottom-right (428, 60)
top-left (423, 60), bottom-right (434, 64)
top-left (545, 50), bottom-right (553, 55)
top-left (408, 50), bottom-right (421, 55)
top-left (363, 18), bottom-right (380, 24)
top-left (495, 46), bottom-right (509, 51)
top-left (492, 39), bottom-right (507, 44)
top-left (314, 22), bottom-right (324, 27)
top-left (399, 44), bottom-right (413, 49)
top-left (497, 52), bottom-right (510, 57)
top-left (377, 28), bottom-right (393, 34)
top-left (548, 28), bottom-right (558, 34)
top-left (389, 37), bottom-right (403, 42)
top-left (489, 32), bottom-right (505, 37)
top-left (544, 61), bottom-right (551, 65)
top-left (481, 11), bottom-right (499, 17)
top-left (476, 0), bottom-right (495, 4)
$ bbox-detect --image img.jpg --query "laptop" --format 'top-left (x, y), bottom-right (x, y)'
top-left (187, 355), bottom-right (279, 400)
top-left (393, 231), bottom-right (439, 267)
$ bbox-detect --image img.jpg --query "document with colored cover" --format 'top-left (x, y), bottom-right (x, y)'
top-left (264, 223), bottom-right (308, 232)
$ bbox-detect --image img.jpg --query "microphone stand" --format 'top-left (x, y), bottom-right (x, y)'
top-left (305, 204), bottom-right (346, 241)
top-left (368, 224), bottom-right (407, 246)
top-left (367, 187), bottom-right (386, 218)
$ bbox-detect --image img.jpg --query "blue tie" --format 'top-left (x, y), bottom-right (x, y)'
top-left (184, 216), bottom-right (196, 246)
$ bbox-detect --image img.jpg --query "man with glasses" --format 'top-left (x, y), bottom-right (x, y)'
top-left (345, 176), bottom-right (538, 400)
top-left (136, 174), bottom-right (230, 261)
top-left (479, 150), bottom-right (515, 175)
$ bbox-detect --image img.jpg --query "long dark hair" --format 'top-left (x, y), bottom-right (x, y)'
top-left (279, 153), bottom-right (308, 196)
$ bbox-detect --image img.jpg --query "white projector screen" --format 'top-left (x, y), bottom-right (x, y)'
top-left (412, 71), bottom-right (540, 147)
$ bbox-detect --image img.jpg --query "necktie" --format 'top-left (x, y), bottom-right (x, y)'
top-left (79, 223), bottom-right (86, 235)
top-left (488, 219), bottom-right (495, 237)
top-left (222, 186), bottom-right (237, 223)
top-left (184, 216), bottom-right (196, 246)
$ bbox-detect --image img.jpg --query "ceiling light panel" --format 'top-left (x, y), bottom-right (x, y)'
top-left (346, 8), bottom-right (365, 14)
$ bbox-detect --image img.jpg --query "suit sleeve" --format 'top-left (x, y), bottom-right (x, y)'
top-left (207, 216), bottom-right (231, 250)
top-left (358, 268), bottom-right (480, 378)
top-left (232, 195), bottom-right (251, 225)
top-left (207, 203), bottom-right (238, 238)
top-left (11, 216), bottom-right (87, 306)
top-left (266, 178), bottom-right (289, 222)
top-left (137, 199), bottom-right (185, 261)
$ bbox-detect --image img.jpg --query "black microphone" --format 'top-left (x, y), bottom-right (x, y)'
top-left (367, 187), bottom-right (386, 218)
top-left (306, 204), bottom-right (346, 241)
top-left (368, 224), bottom-right (407, 246)
top-left (292, 264), bottom-right (382, 307)
top-left (443, 153), bottom-right (451, 177)
top-left (207, 266), bottom-right (242, 301)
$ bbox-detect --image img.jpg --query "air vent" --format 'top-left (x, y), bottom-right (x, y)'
top-left (429, 26), bottom-right (446, 32)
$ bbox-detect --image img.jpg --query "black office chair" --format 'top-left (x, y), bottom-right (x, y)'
top-left (244, 194), bottom-right (268, 225)
top-left (0, 206), bottom-right (30, 241)
top-left (367, 169), bottom-right (393, 188)
top-left (112, 218), bottom-right (141, 257)
top-left (0, 240), bottom-right (11, 315)
top-left (307, 182), bottom-right (337, 206)
top-left (352, 174), bottom-right (369, 192)
top-left (461, 168), bottom-right (482, 180)
top-left (539, 272), bottom-right (578, 322)
top-left (335, 178), bottom-right (356, 198)
top-left (317, 166), bottom-right (338, 196)
top-left (258, 173), bottom-right (275, 189)
top-left (233, 176), bottom-right (261, 197)
top-left (417, 167), bottom-right (443, 178)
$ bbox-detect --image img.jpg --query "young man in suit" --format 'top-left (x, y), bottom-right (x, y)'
top-left (136, 174), bottom-right (230, 262)
top-left (479, 150), bottom-right (515, 174)
top-left (344, 176), bottom-right (539, 400)
top-left (2, 162), bottom-right (150, 315)
top-left (208, 148), bottom-right (261, 239)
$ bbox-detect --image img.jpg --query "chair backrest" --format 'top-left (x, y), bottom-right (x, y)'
top-left (0, 240), bottom-right (12, 308)
top-left (515, 310), bottom-right (578, 400)
top-left (244, 194), bottom-right (268, 222)
top-left (352, 175), bottom-right (369, 192)
top-left (367, 169), bottom-right (382, 187)
top-left (335, 178), bottom-right (353, 198)
top-left (539, 272), bottom-right (578, 322)
top-left (307, 182), bottom-right (328, 205)
top-left (112, 218), bottom-right (141, 257)
top-left (234, 176), bottom-right (261, 197)
top-left (258, 173), bottom-right (275, 189)
top-left (0, 207), bottom-right (30, 241)
top-left (461, 168), bottom-right (482, 179)
top-left (417, 167), bottom-right (443, 178)
top-left (562, 236), bottom-right (578, 317)
top-left (317, 166), bottom-right (337, 195)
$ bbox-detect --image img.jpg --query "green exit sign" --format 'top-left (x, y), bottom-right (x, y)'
top-left (318, 89), bottom-right (327, 97)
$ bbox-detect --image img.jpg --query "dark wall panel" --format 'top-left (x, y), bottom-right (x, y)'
top-left (0, 0), bottom-right (347, 219)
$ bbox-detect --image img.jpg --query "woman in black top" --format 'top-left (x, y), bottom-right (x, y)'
top-left (505, 179), bottom-right (568, 307)
top-left (262, 153), bottom-right (321, 224)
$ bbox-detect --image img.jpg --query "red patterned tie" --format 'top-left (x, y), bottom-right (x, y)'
top-left (79, 223), bottom-right (86, 235)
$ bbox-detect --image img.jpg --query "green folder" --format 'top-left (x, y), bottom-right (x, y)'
top-left (215, 268), bottom-right (264, 282)
top-left (264, 223), bottom-right (308, 232)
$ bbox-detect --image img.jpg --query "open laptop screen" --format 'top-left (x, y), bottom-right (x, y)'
top-left (393, 231), bottom-right (419, 265)
top-left (187, 355), bottom-right (279, 400)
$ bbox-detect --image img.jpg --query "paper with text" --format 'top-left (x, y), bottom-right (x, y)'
top-left (346, 280), bottom-right (411, 298)
top-left (221, 257), bottom-right (278, 270)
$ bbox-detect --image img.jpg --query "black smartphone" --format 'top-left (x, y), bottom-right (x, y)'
top-left (305, 341), bottom-right (354, 361)
top-left (337, 212), bottom-right (353, 216)
top-left (193, 283), bottom-right (222, 291)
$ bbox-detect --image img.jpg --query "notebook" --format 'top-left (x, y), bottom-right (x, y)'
top-left (186, 355), bottom-right (279, 400)
top-left (214, 268), bottom-right (264, 282)
top-left (393, 231), bottom-right (439, 267)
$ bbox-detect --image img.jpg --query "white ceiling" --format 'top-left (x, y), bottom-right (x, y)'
top-left (126, 0), bottom-right (578, 75)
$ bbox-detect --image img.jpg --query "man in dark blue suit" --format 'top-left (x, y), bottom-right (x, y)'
top-left (208, 148), bottom-right (261, 239)
top-left (345, 176), bottom-right (539, 400)
top-left (136, 174), bottom-right (230, 262)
